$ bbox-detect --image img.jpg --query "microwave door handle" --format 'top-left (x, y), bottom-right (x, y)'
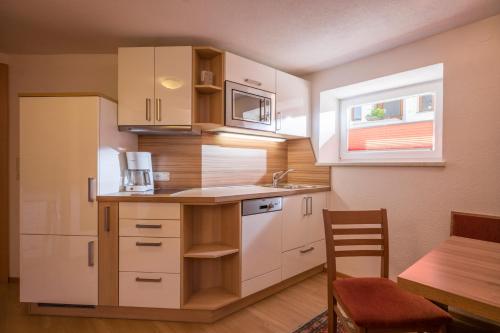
top-left (259, 99), bottom-right (264, 122)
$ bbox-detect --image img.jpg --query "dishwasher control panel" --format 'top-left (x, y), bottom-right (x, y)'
top-left (242, 197), bottom-right (283, 216)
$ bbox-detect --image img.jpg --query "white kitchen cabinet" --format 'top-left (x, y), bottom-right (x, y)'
top-left (20, 235), bottom-right (98, 305)
top-left (119, 272), bottom-right (180, 309)
top-left (282, 192), bottom-right (327, 252)
top-left (276, 70), bottom-right (311, 137)
top-left (118, 47), bottom-right (155, 126)
top-left (282, 240), bottom-right (326, 280)
top-left (225, 52), bottom-right (276, 93)
top-left (154, 47), bottom-right (192, 125)
top-left (118, 46), bottom-right (192, 126)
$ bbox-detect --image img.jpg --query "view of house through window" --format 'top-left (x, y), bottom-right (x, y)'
top-left (348, 93), bottom-right (436, 152)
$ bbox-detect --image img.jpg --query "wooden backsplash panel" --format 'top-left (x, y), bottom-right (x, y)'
top-left (138, 136), bottom-right (203, 189)
top-left (139, 133), bottom-right (287, 189)
top-left (287, 138), bottom-right (330, 185)
top-left (201, 134), bottom-right (287, 187)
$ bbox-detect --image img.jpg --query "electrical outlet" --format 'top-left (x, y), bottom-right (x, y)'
top-left (153, 172), bottom-right (170, 181)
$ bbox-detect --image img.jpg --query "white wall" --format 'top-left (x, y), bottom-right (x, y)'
top-left (8, 54), bottom-right (118, 277)
top-left (308, 15), bottom-right (500, 278)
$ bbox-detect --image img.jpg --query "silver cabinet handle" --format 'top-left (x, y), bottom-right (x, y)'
top-left (300, 246), bottom-right (315, 254)
top-left (276, 111), bottom-right (282, 130)
top-left (155, 98), bottom-right (162, 122)
top-left (88, 241), bottom-right (95, 266)
top-left (244, 78), bottom-right (262, 87)
top-left (87, 177), bottom-right (96, 202)
top-left (136, 241), bottom-right (162, 246)
top-left (104, 206), bottom-right (110, 232)
top-left (135, 224), bottom-right (162, 229)
top-left (307, 197), bottom-right (313, 215)
top-left (302, 197), bottom-right (308, 216)
top-left (146, 98), bottom-right (152, 121)
top-left (135, 277), bottom-right (162, 283)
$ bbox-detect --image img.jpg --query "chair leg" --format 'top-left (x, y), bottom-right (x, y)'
top-left (328, 305), bottom-right (336, 333)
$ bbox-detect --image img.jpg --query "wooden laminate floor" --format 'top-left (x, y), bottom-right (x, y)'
top-left (1, 273), bottom-right (327, 333)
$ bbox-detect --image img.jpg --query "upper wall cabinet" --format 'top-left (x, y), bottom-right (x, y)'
top-left (225, 52), bottom-right (276, 93)
top-left (276, 70), bottom-right (311, 138)
top-left (118, 47), bottom-right (192, 126)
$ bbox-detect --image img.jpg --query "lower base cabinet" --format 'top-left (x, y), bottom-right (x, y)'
top-left (241, 268), bottom-right (282, 297)
top-left (119, 272), bottom-right (180, 309)
top-left (282, 240), bottom-right (326, 281)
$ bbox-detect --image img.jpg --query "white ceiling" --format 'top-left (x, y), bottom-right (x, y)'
top-left (1, 0), bottom-right (499, 75)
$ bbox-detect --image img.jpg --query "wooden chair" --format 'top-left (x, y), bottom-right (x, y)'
top-left (451, 211), bottom-right (500, 243)
top-left (323, 209), bottom-right (451, 333)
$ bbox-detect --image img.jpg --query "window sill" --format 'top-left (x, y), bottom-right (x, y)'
top-left (317, 161), bottom-right (446, 167)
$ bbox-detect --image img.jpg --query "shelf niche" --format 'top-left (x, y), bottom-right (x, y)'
top-left (192, 47), bottom-right (225, 125)
top-left (182, 203), bottom-right (241, 309)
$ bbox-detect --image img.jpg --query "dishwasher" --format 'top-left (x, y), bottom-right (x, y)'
top-left (241, 197), bottom-right (283, 297)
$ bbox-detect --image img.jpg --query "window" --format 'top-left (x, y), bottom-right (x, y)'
top-left (340, 80), bottom-right (442, 162)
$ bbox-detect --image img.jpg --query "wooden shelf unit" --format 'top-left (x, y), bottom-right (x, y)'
top-left (192, 46), bottom-right (225, 125)
top-left (184, 243), bottom-right (239, 259)
top-left (182, 203), bottom-right (241, 309)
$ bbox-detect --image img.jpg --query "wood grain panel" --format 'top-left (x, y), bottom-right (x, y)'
top-left (139, 134), bottom-right (329, 189)
top-left (0, 63), bottom-right (8, 282)
top-left (138, 136), bottom-right (203, 189)
top-left (287, 138), bottom-right (330, 185)
top-left (98, 202), bottom-right (119, 306)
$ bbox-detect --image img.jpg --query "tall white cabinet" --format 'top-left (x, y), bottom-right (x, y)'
top-left (118, 46), bottom-right (192, 126)
top-left (20, 96), bottom-right (137, 305)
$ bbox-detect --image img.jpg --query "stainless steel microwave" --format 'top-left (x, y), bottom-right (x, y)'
top-left (225, 81), bottom-right (276, 132)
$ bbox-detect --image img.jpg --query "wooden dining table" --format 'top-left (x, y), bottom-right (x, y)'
top-left (397, 236), bottom-right (500, 323)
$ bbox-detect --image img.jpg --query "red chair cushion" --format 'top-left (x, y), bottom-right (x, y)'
top-left (333, 278), bottom-right (451, 329)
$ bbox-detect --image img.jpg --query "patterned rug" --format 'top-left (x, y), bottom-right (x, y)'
top-left (292, 310), bottom-right (345, 333)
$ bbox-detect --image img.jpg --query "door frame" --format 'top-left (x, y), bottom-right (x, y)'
top-left (0, 63), bottom-right (9, 283)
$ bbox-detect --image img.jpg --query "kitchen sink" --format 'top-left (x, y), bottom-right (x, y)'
top-left (261, 184), bottom-right (321, 189)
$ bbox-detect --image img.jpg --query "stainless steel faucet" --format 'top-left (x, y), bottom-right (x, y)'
top-left (272, 169), bottom-right (295, 187)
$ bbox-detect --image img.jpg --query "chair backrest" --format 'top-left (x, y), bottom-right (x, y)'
top-left (451, 211), bottom-right (500, 243)
top-left (323, 209), bottom-right (389, 282)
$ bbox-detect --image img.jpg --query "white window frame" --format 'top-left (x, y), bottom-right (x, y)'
top-left (339, 80), bottom-right (443, 162)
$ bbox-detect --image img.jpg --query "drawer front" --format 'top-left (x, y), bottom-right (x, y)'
top-left (119, 237), bottom-right (180, 273)
top-left (241, 268), bottom-right (282, 298)
top-left (119, 202), bottom-right (180, 220)
top-left (225, 52), bottom-right (276, 93)
top-left (119, 219), bottom-right (180, 238)
top-left (282, 240), bottom-right (326, 280)
top-left (119, 272), bottom-right (180, 308)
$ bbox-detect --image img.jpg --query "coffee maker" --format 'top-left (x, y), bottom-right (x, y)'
top-left (125, 152), bottom-right (154, 192)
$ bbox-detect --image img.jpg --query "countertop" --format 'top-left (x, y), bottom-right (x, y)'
top-left (97, 184), bottom-right (331, 204)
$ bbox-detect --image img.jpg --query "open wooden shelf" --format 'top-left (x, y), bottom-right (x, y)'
top-left (182, 287), bottom-right (239, 310)
top-left (194, 84), bottom-right (222, 94)
top-left (182, 203), bottom-right (241, 309)
top-left (184, 243), bottom-right (239, 258)
top-left (192, 46), bottom-right (225, 125)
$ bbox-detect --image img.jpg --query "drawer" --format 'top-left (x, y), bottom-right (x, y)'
top-left (119, 202), bottom-right (180, 220)
top-left (119, 237), bottom-right (180, 273)
top-left (225, 52), bottom-right (276, 93)
top-left (282, 240), bottom-right (326, 280)
top-left (241, 268), bottom-right (282, 298)
top-left (120, 219), bottom-right (180, 237)
top-left (119, 272), bottom-right (180, 309)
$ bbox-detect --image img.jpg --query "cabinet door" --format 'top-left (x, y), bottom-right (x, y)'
top-left (118, 47), bottom-right (155, 125)
top-left (20, 234), bottom-right (98, 305)
top-left (282, 195), bottom-right (309, 252)
top-left (276, 71), bottom-right (311, 137)
top-left (154, 46), bottom-right (192, 126)
top-left (225, 52), bottom-right (276, 93)
top-left (307, 192), bottom-right (327, 244)
top-left (20, 97), bottom-right (98, 235)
